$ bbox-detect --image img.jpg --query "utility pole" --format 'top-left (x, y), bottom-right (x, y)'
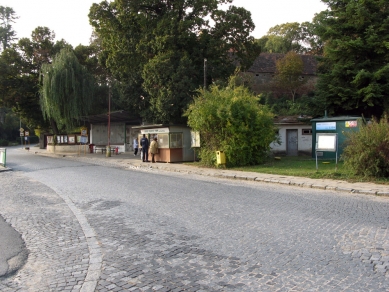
top-left (204, 58), bottom-right (207, 91)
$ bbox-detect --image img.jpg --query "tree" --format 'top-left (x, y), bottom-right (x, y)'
top-left (273, 51), bottom-right (307, 102)
top-left (0, 27), bottom-right (72, 131)
top-left (40, 48), bottom-right (95, 132)
top-left (0, 6), bottom-right (18, 51)
top-left (265, 22), bottom-right (303, 53)
top-left (315, 0), bottom-right (389, 118)
top-left (89, 0), bottom-right (261, 124)
top-left (257, 21), bottom-right (324, 55)
top-left (185, 77), bottom-right (276, 167)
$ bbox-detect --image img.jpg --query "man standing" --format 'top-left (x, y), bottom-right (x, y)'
top-left (133, 138), bottom-right (139, 156)
top-left (140, 134), bottom-right (149, 162)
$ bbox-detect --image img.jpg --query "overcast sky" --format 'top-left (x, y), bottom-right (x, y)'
top-left (2, 0), bottom-right (328, 47)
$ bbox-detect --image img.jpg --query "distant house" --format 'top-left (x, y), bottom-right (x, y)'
top-left (246, 53), bottom-right (318, 96)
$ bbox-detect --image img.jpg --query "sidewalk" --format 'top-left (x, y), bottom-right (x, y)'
top-left (19, 146), bottom-right (389, 197)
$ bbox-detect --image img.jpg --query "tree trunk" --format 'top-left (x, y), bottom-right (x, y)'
top-left (50, 118), bottom-right (59, 135)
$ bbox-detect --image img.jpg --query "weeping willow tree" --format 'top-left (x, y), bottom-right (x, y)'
top-left (40, 48), bottom-right (95, 133)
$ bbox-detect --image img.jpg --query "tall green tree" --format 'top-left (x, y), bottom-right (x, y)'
top-left (40, 48), bottom-right (95, 132)
top-left (265, 22), bottom-right (303, 54)
top-left (0, 27), bottom-right (72, 131)
top-left (0, 6), bottom-right (17, 51)
top-left (315, 0), bottom-right (389, 118)
top-left (257, 21), bottom-right (324, 55)
top-left (89, 0), bottom-right (260, 124)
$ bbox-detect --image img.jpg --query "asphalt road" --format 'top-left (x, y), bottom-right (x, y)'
top-left (0, 148), bottom-right (388, 291)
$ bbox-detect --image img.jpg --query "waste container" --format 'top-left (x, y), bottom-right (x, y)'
top-left (89, 144), bottom-right (95, 153)
top-left (106, 146), bottom-right (111, 157)
top-left (216, 151), bottom-right (226, 165)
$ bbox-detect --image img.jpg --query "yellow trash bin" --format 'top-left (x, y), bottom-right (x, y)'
top-left (216, 151), bottom-right (226, 165)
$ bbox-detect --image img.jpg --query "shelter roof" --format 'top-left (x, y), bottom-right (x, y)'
top-left (81, 110), bottom-right (141, 124)
top-left (274, 115), bottom-right (313, 124)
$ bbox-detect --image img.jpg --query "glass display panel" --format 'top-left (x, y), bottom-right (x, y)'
top-left (157, 133), bottom-right (169, 148)
top-left (170, 133), bottom-right (183, 148)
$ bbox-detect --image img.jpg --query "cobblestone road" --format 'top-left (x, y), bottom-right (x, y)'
top-left (0, 150), bottom-right (389, 292)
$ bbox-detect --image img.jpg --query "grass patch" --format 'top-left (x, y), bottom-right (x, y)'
top-left (233, 156), bottom-right (348, 179)
top-left (186, 156), bottom-right (389, 184)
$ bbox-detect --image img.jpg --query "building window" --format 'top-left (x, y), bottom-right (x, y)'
top-left (302, 129), bottom-right (312, 135)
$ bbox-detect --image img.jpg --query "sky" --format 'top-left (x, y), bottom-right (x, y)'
top-left (2, 0), bottom-right (328, 48)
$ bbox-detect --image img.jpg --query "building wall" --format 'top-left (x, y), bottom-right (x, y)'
top-left (245, 72), bottom-right (318, 95)
top-left (126, 126), bottom-right (141, 152)
top-left (169, 126), bottom-right (195, 162)
top-left (91, 123), bottom-right (125, 145)
top-left (270, 124), bottom-right (312, 156)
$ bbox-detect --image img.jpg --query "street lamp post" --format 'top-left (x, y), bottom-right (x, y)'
top-left (106, 82), bottom-right (111, 157)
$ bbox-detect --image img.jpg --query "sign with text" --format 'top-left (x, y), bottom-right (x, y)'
top-left (316, 122), bottom-right (336, 131)
top-left (345, 120), bottom-right (357, 128)
top-left (141, 127), bottom-right (169, 134)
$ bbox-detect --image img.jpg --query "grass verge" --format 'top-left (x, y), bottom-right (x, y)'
top-left (187, 156), bottom-right (389, 184)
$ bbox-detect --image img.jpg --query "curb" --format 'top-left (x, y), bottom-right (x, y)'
top-left (27, 149), bottom-right (389, 198)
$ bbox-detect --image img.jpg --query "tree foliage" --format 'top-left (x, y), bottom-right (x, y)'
top-left (40, 48), bottom-right (95, 132)
top-left (0, 6), bottom-right (18, 51)
top-left (315, 0), bottom-right (389, 118)
top-left (0, 27), bottom-right (71, 130)
top-left (342, 115), bottom-right (389, 178)
top-left (273, 51), bottom-right (307, 102)
top-left (185, 78), bottom-right (276, 167)
top-left (89, 0), bottom-right (261, 124)
top-left (0, 108), bottom-right (19, 144)
top-left (257, 21), bottom-right (324, 55)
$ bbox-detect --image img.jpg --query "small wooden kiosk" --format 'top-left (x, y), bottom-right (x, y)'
top-left (134, 124), bottom-right (194, 163)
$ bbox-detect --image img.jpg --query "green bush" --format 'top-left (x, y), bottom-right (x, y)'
top-left (342, 115), bottom-right (389, 178)
top-left (185, 81), bottom-right (277, 167)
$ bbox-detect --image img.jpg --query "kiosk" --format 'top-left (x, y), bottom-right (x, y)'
top-left (134, 125), bottom-right (194, 162)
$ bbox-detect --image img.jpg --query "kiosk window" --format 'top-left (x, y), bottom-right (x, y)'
top-left (170, 133), bottom-right (183, 148)
top-left (157, 133), bottom-right (169, 148)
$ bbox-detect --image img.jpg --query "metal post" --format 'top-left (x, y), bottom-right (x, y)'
top-left (106, 83), bottom-right (111, 157)
top-left (204, 58), bottom-right (207, 90)
top-left (20, 118), bottom-right (22, 146)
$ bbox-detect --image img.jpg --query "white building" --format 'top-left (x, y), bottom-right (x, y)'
top-left (270, 116), bottom-right (312, 156)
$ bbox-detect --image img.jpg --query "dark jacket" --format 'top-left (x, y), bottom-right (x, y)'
top-left (140, 137), bottom-right (149, 149)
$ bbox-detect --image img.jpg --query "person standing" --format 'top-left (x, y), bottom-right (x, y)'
top-left (133, 138), bottom-right (139, 156)
top-left (140, 134), bottom-right (149, 162)
top-left (149, 137), bottom-right (159, 163)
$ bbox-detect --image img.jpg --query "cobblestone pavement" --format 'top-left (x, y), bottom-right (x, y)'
top-left (1, 148), bottom-right (389, 292)
top-left (0, 171), bottom-right (90, 292)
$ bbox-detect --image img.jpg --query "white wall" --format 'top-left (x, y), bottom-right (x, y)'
top-left (169, 126), bottom-right (195, 161)
top-left (91, 123), bottom-right (125, 145)
top-left (270, 124), bottom-right (312, 155)
top-left (90, 123), bottom-right (126, 153)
